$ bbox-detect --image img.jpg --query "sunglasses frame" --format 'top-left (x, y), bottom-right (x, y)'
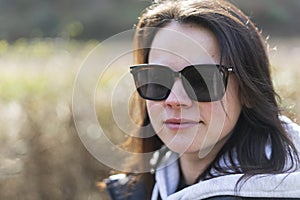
top-left (130, 64), bottom-right (234, 102)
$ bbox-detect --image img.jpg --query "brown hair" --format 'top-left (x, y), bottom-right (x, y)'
top-left (125, 0), bottom-right (299, 197)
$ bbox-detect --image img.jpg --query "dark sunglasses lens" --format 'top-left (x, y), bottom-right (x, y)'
top-left (132, 66), bottom-right (173, 100)
top-left (131, 64), bottom-right (228, 102)
top-left (182, 66), bottom-right (226, 102)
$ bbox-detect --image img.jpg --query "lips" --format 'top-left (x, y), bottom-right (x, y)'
top-left (164, 118), bottom-right (200, 130)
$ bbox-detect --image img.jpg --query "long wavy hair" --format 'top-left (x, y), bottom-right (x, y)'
top-left (125, 0), bottom-right (299, 197)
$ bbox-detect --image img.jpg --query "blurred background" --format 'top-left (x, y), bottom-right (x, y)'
top-left (0, 0), bottom-right (299, 199)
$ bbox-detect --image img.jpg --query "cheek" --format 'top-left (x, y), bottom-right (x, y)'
top-left (146, 101), bottom-right (164, 132)
top-left (200, 102), bottom-right (228, 134)
top-left (198, 78), bottom-right (241, 141)
top-left (197, 103), bottom-right (212, 122)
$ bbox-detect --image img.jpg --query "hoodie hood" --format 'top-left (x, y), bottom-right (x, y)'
top-left (167, 172), bottom-right (300, 199)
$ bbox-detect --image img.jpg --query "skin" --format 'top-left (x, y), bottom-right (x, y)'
top-left (146, 22), bottom-right (242, 184)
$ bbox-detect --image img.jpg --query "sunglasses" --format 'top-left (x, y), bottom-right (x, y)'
top-left (130, 64), bottom-right (234, 102)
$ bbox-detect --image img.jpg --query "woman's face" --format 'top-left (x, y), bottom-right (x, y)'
top-left (146, 22), bottom-right (242, 157)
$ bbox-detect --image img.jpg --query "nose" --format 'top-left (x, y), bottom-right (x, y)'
top-left (165, 78), bottom-right (193, 108)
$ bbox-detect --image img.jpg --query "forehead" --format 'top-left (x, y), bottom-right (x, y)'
top-left (149, 22), bottom-right (220, 69)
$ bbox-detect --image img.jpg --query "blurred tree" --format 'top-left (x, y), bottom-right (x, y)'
top-left (233, 0), bottom-right (300, 36)
top-left (0, 0), bottom-right (150, 41)
top-left (0, 0), bottom-right (299, 40)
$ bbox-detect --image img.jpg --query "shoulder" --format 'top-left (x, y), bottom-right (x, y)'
top-left (280, 115), bottom-right (300, 151)
top-left (280, 115), bottom-right (300, 134)
top-left (167, 173), bottom-right (300, 199)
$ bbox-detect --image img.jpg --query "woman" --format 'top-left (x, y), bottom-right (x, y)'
top-left (104, 0), bottom-right (300, 199)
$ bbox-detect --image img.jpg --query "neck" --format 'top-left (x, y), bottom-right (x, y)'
top-left (179, 139), bottom-right (228, 185)
top-left (179, 152), bottom-right (213, 185)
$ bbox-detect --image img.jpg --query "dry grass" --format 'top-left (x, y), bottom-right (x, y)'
top-left (269, 37), bottom-right (300, 122)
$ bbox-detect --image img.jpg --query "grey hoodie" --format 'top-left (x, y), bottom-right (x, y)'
top-left (151, 116), bottom-right (300, 200)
